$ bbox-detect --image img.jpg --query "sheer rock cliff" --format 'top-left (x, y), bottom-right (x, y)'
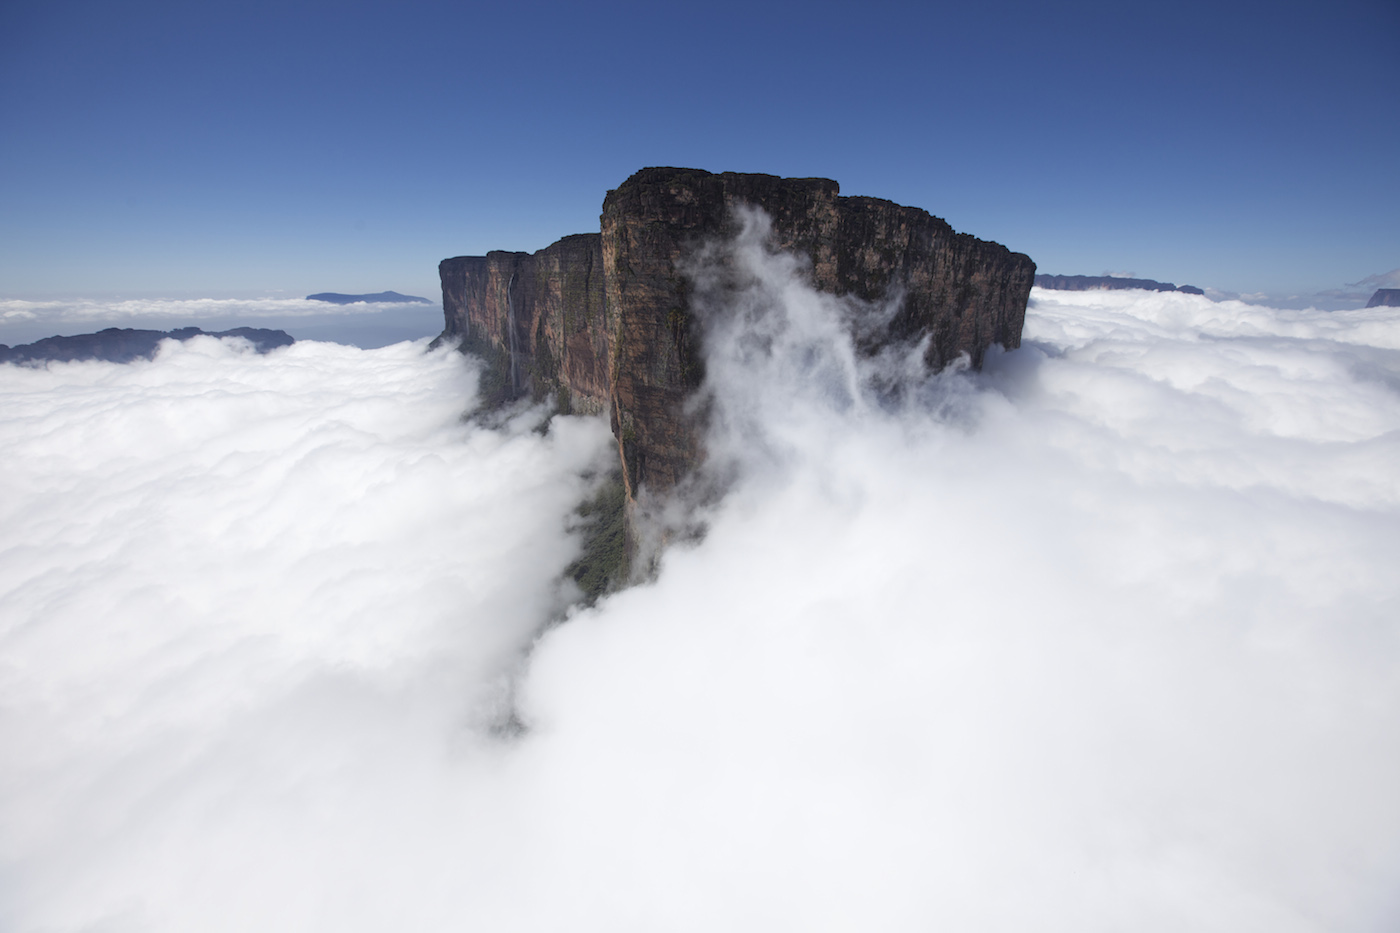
top-left (440, 233), bottom-right (610, 413)
top-left (438, 167), bottom-right (1036, 557)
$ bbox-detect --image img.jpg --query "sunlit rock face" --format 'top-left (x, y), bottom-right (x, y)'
top-left (439, 167), bottom-right (1035, 506)
top-left (438, 234), bottom-right (609, 413)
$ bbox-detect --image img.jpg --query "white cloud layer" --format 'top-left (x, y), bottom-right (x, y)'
top-left (2, 249), bottom-right (1398, 931)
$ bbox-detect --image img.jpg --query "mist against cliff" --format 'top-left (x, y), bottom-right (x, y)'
top-left (2, 229), bottom-right (1398, 931)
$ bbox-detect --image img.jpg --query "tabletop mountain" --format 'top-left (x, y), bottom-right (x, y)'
top-left (437, 167), bottom-right (1036, 582)
top-left (0, 326), bottom-right (294, 364)
top-left (306, 291), bottom-right (432, 304)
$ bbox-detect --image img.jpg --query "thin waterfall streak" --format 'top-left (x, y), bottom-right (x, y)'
top-left (506, 271), bottom-right (521, 396)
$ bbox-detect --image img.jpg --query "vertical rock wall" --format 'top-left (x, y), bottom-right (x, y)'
top-left (438, 234), bottom-right (609, 413)
top-left (598, 168), bottom-right (1035, 501)
top-left (439, 167), bottom-right (1036, 514)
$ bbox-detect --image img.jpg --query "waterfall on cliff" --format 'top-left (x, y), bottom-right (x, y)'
top-left (506, 270), bottom-right (521, 396)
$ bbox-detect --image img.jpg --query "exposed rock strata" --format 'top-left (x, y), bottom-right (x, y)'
top-left (599, 169), bottom-right (1035, 499)
top-left (439, 234), bottom-right (609, 412)
top-left (438, 167), bottom-right (1035, 537)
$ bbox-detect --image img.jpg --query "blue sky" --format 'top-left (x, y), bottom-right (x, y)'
top-left (2, 0), bottom-right (1396, 302)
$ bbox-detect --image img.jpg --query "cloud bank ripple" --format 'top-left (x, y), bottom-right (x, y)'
top-left (1, 275), bottom-right (1397, 931)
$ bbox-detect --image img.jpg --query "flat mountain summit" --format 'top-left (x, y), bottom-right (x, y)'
top-left (1036, 274), bottom-right (1204, 295)
top-left (0, 326), bottom-right (294, 364)
top-left (436, 167), bottom-right (1038, 583)
top-left (306, 291), bottom-right (432, 305)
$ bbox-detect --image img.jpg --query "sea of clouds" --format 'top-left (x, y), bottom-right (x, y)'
top-left (2, 232), bottom-right (1398, 931)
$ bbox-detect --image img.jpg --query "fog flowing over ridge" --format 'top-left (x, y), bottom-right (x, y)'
top-left (2, 242), bottom-right (1399, 931)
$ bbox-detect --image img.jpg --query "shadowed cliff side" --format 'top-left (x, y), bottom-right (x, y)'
top-left (1367, 289), bottom-right (1400, 308)
top-left (601, 168), bottom-right (1034, 505)
top-left (437, 234), bottom-right (609, 412)
top-left (0, 326), bottom-right (294, 364)
top-left (438, 167), bottom-right (1036, 576)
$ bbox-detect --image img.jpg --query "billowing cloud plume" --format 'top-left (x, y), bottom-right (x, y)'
top-left (2, 238), bottom-right (1398, 932)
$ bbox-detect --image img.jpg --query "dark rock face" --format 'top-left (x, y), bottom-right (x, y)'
top-left (438, 234), bottom-right (610, 412)
top-left (600, 168), bottom-right (1034, 499)
top-left (1366, 289), bottom-right (1400, 308)
top-left (307, 291), bottom-right (432, 304)
top-left (1035, 274), bottom-right (1205, 296)
top-left (0, 326), bottom-right (295, 365)
top-left (439, 167), bottom-right (1035, 519)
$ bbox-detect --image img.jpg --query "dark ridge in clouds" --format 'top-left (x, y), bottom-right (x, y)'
top-left (1035, 273), bottom-right (1205, 295)
top-left (0, 325), bottom-right (293, 364)
top-left (1, 266), bottom-right (1398, 930)
top-left (306, 291), bottom-right (432, 305)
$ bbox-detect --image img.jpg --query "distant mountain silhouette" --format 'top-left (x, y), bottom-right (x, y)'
top-left (0, 326), bottom-right (294, 364)
top-left (438, 166), bottom-right (1036, 588)
top-left (1366, 289), bottom-right (1400, 308)
top-left (1036, 274), bottom-right (1204, 296)
top-left (306, 291), bottom-right (433, 305)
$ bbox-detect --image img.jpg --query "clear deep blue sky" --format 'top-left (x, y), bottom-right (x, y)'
top-left (2, 0), bottom-right (1396, 301)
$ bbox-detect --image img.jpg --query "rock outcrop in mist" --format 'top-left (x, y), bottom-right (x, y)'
top-left (0, 326), bottom-right (294, 364)
top-left (438, 168), bottom-right (1036, 566)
